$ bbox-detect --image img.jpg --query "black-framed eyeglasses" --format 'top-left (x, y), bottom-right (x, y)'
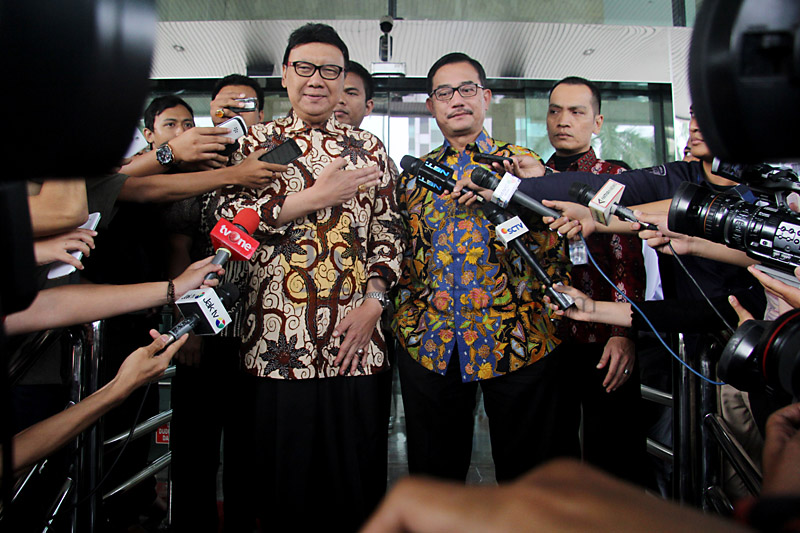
top-left (288, 61), bottom-right (344, 80)
top-left (431, 82), bottom-right (485, 102)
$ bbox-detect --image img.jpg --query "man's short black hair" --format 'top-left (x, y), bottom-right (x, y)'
top-left (345, 61), bottom-right (374, 102)
top-left (426, 53), bottom-right (487, 97)
top-left (282, 23), bottom-right (349, 68)
top-left (212, 74), bottom-right (264, 111)
top-left (550, 76), bottom-right (602, 115)
top-left (144, 95), bottom-right (193, 131)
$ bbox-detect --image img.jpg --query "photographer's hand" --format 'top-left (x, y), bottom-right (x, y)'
top-left (746, 264), bottom-right (800, 308)
top-left (727, 295), bottom-right (754, 326)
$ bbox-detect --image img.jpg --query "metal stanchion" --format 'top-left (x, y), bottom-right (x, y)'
top-left (704, 414), bottom-right (762, 496)
top-left (699, 338), bottom-right (722, 512)
top-left (674, 333), bottom-right (698, 504)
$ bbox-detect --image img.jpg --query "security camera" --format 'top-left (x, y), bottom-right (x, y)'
top-left (380, 15), bottom-right (393, 34)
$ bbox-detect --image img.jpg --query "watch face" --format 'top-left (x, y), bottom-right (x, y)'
top-left (157, 143), bottom-right (174, 166)
top-left (376, 293), bottom-right (389, 309)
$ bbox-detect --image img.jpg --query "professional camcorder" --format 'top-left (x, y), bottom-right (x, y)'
top-left (668, 162), bottom-right (800, 397)
top-left (668, 160), bottom-right (800, 274)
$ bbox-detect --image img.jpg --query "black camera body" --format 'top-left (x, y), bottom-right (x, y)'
top-left (668, 160), bottom-right (800, 397)
top-left (668, 162), bottom-right (800, 274)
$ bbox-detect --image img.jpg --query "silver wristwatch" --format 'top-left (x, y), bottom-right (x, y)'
top-left (364, 291), bottom-right (389, 311)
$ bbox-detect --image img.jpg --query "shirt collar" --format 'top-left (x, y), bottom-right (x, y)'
top-left (546, 146), bottom-right (598, 171)
top-left (284, 109), bottom-right (340, 135)
top-left (438, 129), bottom-right (495, 160)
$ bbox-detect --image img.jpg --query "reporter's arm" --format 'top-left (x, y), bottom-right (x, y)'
top-left (28, 179), bottom-right (89, 237)
top-left (637, 211), bottom-right (756, 267)
top-left (5, 332), bottom-right (187, 478)
top-left (120, 127), bottom-right (234, 177)
top-left (546, 285), bottom-right (633, 327)
top-left (118, 153), bottom-right (281, 203)
top-left (4, 257), bottom-right (223, 335)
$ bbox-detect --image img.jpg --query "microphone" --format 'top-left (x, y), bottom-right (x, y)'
top-left (401, 155), bottom-right (571, 309)
top-left (400, 155), bottom-right (458, 194)
top-left (481, 202), bottom-right (573, 310)
top-left (469, 167), bottom-right (561, 219)
top-left (568, 181), bottom-right (658, 230)
top-left (205, 208), bottom-right (260, 281)
top-left (166, 282), bottom-right (240, 344)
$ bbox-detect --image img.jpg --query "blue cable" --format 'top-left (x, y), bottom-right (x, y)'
top-left (577, 234), bottom-right (726, 386)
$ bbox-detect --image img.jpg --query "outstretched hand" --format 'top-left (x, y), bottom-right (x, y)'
top-left (231, 148), bottom-right (289, 189)
top-left (542, 200), bottom-right (592, 239)
top-left (172, 256), bottom-right (226, 297)
top-left (113, 330), bottom-right (188, 397)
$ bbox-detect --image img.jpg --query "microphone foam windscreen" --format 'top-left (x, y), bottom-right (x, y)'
top-left (400, 155), bottom-right (422, 173)
top-left (232, 208), bottom-right (260, 234)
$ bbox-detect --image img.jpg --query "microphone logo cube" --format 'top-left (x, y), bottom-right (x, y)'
top-left (495, 216), bottom-right (529, 247)
top-left (209, 219), bottom-right (259, 261)
top-left (175, 288), bottom-right (233, 335)
top-left (589, 180), bottom-right (626, 225)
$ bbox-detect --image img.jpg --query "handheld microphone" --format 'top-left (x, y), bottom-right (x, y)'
top-left (469, 167), bottom-right (561, 219)
top-left (569, 181), bottom-right (659, 230)
top-left (401, 155), bottom-right (572, 309)
top-left (205, 208), bottom-right (260, 281)
top-left (481, 202), bottom-right (573, 310)
top-left (166, 282), bottom-right (240, 344)
top-left (400, 155), bottom-right (458, 194)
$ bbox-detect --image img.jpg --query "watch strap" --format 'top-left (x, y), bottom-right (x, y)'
top-left (364, 291), bottom-right (388, 309)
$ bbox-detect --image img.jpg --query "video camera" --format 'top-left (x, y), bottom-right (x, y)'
top-left (668, 160), bottom-right (800, 274)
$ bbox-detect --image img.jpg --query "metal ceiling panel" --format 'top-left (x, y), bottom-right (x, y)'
top-left (152, 19), bottom-right (679, 83)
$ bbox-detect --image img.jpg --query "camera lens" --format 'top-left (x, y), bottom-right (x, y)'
top-left (719, 308), bottom-right (800, 397)
top-left (669, 181), bottom-right (800, 272)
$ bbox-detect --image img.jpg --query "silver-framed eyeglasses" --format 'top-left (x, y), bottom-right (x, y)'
top-left (289, 61), bottom-right (344, 80)
top-left (431, 82), bottom-right (485, 102)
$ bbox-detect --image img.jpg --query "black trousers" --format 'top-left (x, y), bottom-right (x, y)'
top-left (397, 345), bottom-right (579, 483)
top-left (170, 336), bottom-right (249, 532)
top-left (234, 370), bottom-right (392, 533)
top-left (557, 341), bottom-right (652, 487)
